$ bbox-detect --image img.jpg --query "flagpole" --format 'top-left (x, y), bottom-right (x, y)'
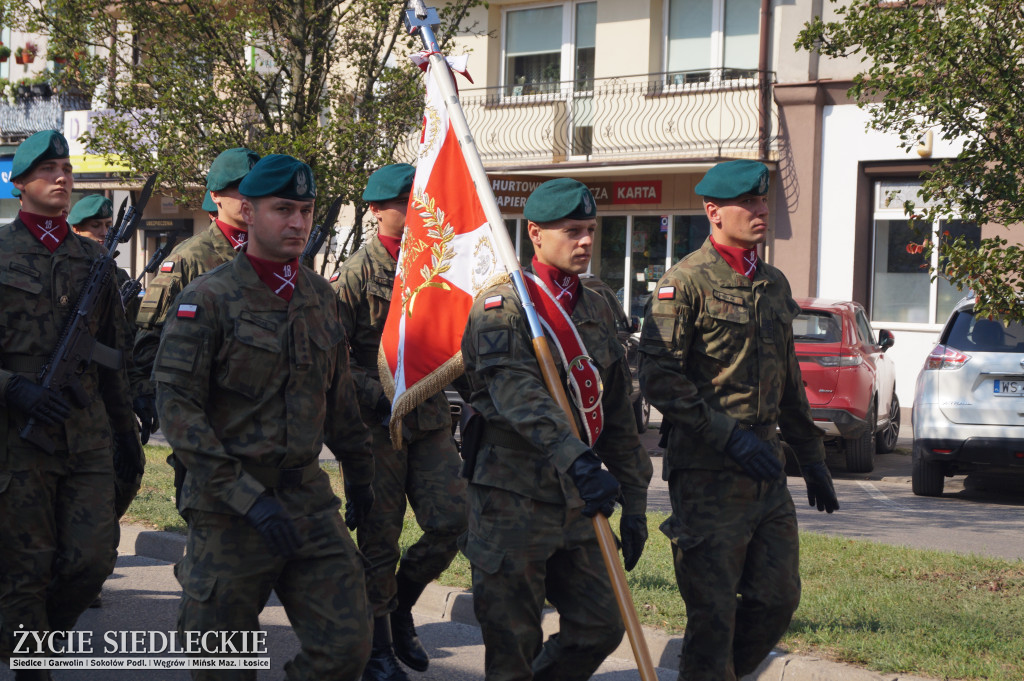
top-left (403, 5), bottom-right (658, 679)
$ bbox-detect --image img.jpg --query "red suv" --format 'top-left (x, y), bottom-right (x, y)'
top-left (791, 298), bottom-right (900, 473)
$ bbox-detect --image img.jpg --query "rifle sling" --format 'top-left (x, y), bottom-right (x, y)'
top-left (0, 353), bottom-right (47, 374)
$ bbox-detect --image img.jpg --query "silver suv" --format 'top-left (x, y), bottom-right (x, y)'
top-left (912, 296), bottom-right (1024, 496)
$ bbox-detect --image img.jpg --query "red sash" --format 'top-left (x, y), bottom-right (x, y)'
top-left (524, 272), bottom-right (605, 446)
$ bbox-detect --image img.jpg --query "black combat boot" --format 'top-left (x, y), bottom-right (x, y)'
top-left (390, 572), bottom-right (429, 671)
top-left (362, 615), bottom-right (410, 681)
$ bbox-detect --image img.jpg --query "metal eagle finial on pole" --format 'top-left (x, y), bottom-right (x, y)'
top-left (401, 3), bottom-right (658, 678)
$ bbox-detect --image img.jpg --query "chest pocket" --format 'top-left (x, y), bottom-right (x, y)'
top-left (306, 314), bottom-right (345, 379)
top-left (700, 291), bottom-right (751, 362)
top-left (0, 266), bottom-right (44, 295)
top-left (367, 276), bottom-right (393, 302)
top-left (217, 314), bottom-right (283, 399)
top-left (1, 264), bottom-right (47, 337)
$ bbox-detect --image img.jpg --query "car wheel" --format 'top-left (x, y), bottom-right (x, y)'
top-left (844, 399), bottom-right (875, 473)
top-left (912, 451), bottom-right (945, 496)
top-left (875, 392), bottom-right (901, 454)
top-left (633, 393), bottom-right (650, 433)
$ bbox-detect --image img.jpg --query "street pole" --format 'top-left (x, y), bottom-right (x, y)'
top-left (403, 4), bottom-right (657, 679)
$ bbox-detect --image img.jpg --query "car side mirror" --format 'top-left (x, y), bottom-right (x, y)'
top-left (630, 315), bottom-right (641, 333)
top-left (878, 329), bottom-right (895, 351)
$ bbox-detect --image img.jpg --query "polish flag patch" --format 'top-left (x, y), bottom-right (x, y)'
top-left (484, 295), bottom-right (503, 310)
top-left (329, 272), bottom-right (340, 283)
top-left (177, 304), bottom-right (199, 319)
top-left (160, 261), bottom-right (175, 273)
top-left (658, 286), bottom-right (675, 300)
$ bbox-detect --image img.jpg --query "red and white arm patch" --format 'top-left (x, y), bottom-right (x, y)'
top-left (160, 261), bottom-right (175, 273)
top-left (484, 295), bottom-right (503, 310)
top-left (657, 286), bottom-right (676, 300)
top-left (329, 272), bottom-right (340, 283)
top-left (177, 303), bottom-right (199, 319)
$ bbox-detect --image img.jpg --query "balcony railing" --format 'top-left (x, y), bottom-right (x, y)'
top-left (0, 95), bottom-right (92, 142)
top-left (396, 69), bottom-right (777, 167)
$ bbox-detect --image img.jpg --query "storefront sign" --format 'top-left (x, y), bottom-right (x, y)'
top-left (140, 218), bottom-right (193, 234)
top-left (489, 175), bottom-right (663, 212)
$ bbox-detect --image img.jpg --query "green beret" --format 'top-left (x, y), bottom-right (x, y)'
top-left (203, 148), bottom-right (260, 212)
top-left (362, 164), bottom-right (415, 202)
top-left (524, 178), bottom-right (596, 223)
top-left (238, 154), bottom-right (316, 200)
top-left (10, 130), bottom-right (71, 197)
top-left (67, 195), bottom-right (113, 226)
top-left (201, 190), bottom-right (217, 213)
top-left (694, 160), bottom-right (770, 199)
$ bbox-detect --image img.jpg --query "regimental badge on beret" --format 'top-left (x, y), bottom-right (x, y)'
top-left (295, 167), bottom-right (309, 197)
top-left (524, 178), bottom-right (597, 223)
top-left (694, 160), bottom-right (771, 200)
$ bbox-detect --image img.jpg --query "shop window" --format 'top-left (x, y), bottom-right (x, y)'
top-left (503, 2), bottom-right (596, 96)
top-left (672, 214), bottom-right (711, 261)
top-left (870, 179), bottom-right (979, 324)
top-left (665, 0), bottom-right (760, 85)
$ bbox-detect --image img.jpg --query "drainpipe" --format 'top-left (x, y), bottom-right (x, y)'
top-left (758, 0), bottom-right (771, 160)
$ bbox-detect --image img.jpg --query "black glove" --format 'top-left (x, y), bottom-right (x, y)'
top-left (619, 514), bottom-right (648, 571)
top-left (568, 450), bottom-right (620, 518)
top-left (244, 494), bottom-right (301, 558)
top-left (344, 482), bottom-right (375, 530)
top-left (112, 431), bottom-right (145, 480)
top-left (375, 394), bottom-right (392, 427)
top-left (132, 394), bottom-right (159, 445)
top-left (724, 427), bottom-right (783, 481)
top-left (801, 461), bottom-right (840, 513)
top-left (5, 375), bottom-right (71, 426)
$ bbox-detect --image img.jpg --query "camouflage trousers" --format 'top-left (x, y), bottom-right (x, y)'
top-left (0, 445), bottom-right (118, 661)
top-left (176, 508), bottom-right (372, 681)
top-left (355, 423), bottom-right (466, 618)
top-left (460, 485), bottom-right (625, 681)
top-left (660, 469), bottom-right (800, 681)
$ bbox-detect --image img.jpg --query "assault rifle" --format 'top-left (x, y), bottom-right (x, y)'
top-left (21, 175), bottom-right (157, 453)
top-left (300, 196), bottom-right (343, 269)
top-left (120, 237), bottom-right (176, 306)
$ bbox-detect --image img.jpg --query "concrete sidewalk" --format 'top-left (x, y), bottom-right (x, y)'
top-left (121, 523), bottom-right (935, 681)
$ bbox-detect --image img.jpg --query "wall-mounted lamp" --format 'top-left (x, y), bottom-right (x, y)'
top-left (916, 129), bottom-right (933, 158)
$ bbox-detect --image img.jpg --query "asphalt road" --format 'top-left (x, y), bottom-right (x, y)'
top-left (644, 414), bottom-right (1024, 562)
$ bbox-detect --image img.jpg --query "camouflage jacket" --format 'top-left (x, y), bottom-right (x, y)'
top-left (461, 278), bottom-right (652, 516)
top-left (153, 254), bottom-right (373, 516)
top-left (131, 221), bottom-right (238, 391)
top-left (333, 237), bottom-right (449, 432)
top-left (638, 237), bottom-right (824, 470)
top-left (0, 217), bottom-right (136, 455)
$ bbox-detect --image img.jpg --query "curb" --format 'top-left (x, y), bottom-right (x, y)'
top-left (119, 523), bottom-right (935, 681)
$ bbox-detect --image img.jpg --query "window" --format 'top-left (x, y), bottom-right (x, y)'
top-left (665, 0), bottom-right (760, 85)
top-left (870, 179), bottom-right (980, 325)
top-left (503, 2), bottom-right (596, 95)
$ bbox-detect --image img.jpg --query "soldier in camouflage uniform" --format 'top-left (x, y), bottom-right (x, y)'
top-left (637, 160), bottom-right (840, 681)
top-left (0, 131), bottom-right (142, 680)
top-left (154, 154), bottom-right (375, 681)
top-left (332, 164), bottom-right (466, 681)
top-left (68, 194), bottom-right (144, 519)
top-left (132, 147), bottom-right (260, 443)
top-left (459, 178), bottom-right (652, 681)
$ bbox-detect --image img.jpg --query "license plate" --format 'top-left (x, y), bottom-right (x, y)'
top-left (993, 380), bottom-right (1024, 396)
